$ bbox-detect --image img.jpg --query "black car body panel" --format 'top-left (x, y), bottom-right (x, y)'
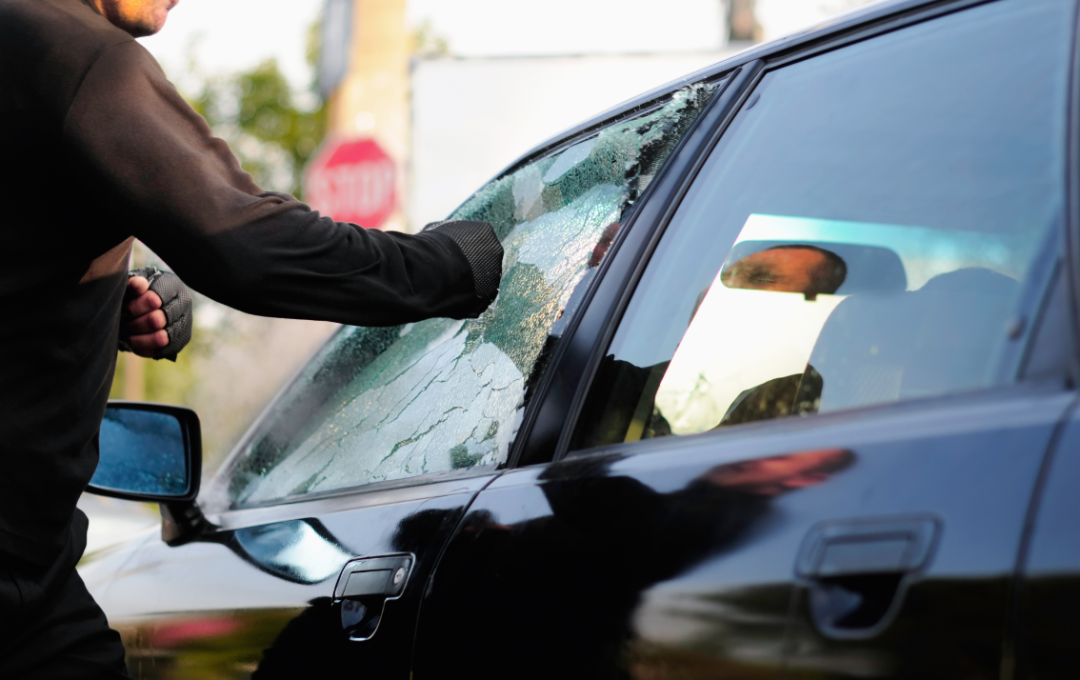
top-left (415, 388), bottom-right (1075, 679)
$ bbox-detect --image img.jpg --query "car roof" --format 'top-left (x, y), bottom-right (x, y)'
top-left (489, 0), bottom-right (949, 180)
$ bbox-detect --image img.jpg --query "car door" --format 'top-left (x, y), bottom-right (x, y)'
top-left (411, 1), bottom-right (1078, 678)
top-left (81, 76), bottom-right (720, 680)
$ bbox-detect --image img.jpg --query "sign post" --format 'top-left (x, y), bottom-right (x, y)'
top-left (304, 138), bottom-right (398, 229)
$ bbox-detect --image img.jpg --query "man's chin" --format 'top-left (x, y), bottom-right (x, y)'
top-left (112, 9), bottom-right (169, 38)
top-left (122, 18), bottom-right (167, 37)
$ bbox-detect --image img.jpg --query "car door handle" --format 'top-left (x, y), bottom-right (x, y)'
top-left (333, 554), bottom-right (413, 640)
top-left (335, 555), bottom-right (413, 599)
top-left (796, 516), bottom-right (940, 638)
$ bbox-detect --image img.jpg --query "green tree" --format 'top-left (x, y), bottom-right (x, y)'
top-left (191, 58), bottom-right (326, 198)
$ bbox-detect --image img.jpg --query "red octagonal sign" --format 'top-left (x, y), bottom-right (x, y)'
top-left (304, 138), bottom-right (397, 229)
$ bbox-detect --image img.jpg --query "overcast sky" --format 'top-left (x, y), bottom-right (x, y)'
top-left (139, 0), bottom-right (323, 91)
top-left (140, 0), bottom-right (879, 91)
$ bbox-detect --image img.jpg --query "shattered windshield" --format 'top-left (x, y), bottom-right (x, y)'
top-left (225, 82), bottom-right (718, 506)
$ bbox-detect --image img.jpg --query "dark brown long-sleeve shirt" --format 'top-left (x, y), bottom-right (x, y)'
top-left (0, 0), bottom-right (500, 565)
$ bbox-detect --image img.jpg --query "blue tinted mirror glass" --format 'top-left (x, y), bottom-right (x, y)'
top-left (92, 407), bottom-right (189, 497)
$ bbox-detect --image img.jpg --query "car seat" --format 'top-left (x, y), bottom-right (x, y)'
top-left (804, 268), bottom-right (1019, 413)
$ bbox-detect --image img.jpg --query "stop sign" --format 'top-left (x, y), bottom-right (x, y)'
top-left (304, 138), bottom-right (397, 229)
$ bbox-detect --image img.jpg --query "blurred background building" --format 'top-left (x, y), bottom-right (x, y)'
top-left (82, 0), bottom-right (878, 552)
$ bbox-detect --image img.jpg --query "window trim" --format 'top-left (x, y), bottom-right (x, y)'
top-left (508, 62), bottom-right (763, 469)
top-left (205, 465), bottom-right (498, 532)
top-left (766, 0), bottom-right (1004, 71)
top-left (553, 0), bottom-right (1077, 463)
top-left (1000, 227), bottom-right (1071, 385)
top-left (505, 69), bottom-right (744, 469)
top-left (559, 377), bottom-right (1076, 463)
top-left (1065, 0), bottom-right (1080, 378)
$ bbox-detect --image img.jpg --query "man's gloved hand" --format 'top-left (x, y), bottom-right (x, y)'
top-left (119, 266), bottom-right (193, 362)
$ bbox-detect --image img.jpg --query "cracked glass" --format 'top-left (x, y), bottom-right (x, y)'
top-left (225, 82), bottom-right (718, 506)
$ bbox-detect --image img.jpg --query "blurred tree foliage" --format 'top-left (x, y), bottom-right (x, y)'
top-left (412, 18), bottom-right (451, 59)
top-left (188, 22), bottom-right (326, 198)
top-left (109, 347), bottom-right (202, 403)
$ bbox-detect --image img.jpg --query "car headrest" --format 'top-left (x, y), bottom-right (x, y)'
top-left (806, 267), bottom-right (1019, 412)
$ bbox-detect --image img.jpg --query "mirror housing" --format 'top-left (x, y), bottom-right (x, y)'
top-left (89, 401), bottom-right (209, 545)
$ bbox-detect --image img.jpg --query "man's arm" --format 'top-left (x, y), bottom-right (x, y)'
top-left (63, 40), bottom-right (501, 327)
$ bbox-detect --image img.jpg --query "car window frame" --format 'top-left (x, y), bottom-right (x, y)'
top-left (201, 77), bottom-right (733, 512)
top-left (1065, 0), bottom-right (1080, 378)
top-left (550, 0), bottom-right (1079, 464)
top-left (500, 69), bottom-right (739, 469)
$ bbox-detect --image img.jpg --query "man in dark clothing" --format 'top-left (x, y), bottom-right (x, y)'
top-left (0, 0), bottom-right (503, 676)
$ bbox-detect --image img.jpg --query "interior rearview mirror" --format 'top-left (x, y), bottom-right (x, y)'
top-left (720, 239), bottom-right (908, 298)
top-left (87, 401), bottom-right (201, 502)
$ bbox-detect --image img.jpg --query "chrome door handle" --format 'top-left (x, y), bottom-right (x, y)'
top-left (335, 555), bottom-right (413, 599)
top-left (333, 554), bottom-right (414, 640)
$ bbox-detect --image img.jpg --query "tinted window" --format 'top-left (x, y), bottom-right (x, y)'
top-left (221, 83), bottom-right (717, 505)
top-left (574, 0), bottom-right (1071, 449)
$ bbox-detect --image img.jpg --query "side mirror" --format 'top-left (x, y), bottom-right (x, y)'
top-left (90, 401), bottom-right (209, 545)
top-left (88, 401), bottom-right (202, 502)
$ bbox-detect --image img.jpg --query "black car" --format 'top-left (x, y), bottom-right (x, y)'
top-left (81, 0), bottom-right (1080, 677)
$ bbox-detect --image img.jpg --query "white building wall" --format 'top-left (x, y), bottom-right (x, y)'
top-left (406, 0), bottom-right (727, 57)
top-left (407, 0), bottom-right (883, 231)
top-left (756, 0), bottom-right (883, 42)
top-left (409, 51), bottom-right (738, 231)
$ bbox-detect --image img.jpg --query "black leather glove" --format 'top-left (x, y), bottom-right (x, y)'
top-left (119, 266), bottom-right (193, 362)
top-left (422, 220), bottom-right (503, 306)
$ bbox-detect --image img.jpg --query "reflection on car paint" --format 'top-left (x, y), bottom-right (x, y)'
top-left (415, 449), bottom-right (855, 679)
top-left (107, 492), bottom-right (481, 679)
top-left (231, 519), bottom-right (354, 584)
top-left (119, 609), bottom-right (301, 679)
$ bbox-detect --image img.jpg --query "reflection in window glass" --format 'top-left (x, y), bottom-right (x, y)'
top-left (655, 214), bottom-right (1030, 435)
top-left (574, 0), bottom-right (1070, 450)
top-left (223, 83), bottom-right (717, 505)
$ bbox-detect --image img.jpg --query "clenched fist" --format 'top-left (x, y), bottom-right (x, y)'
top-left (119, 266), bottom-right (193, 361)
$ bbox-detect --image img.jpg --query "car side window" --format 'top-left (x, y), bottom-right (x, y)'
top-left (572, 0), bottom-right (1072, 451)
top-left (221, 82), bottom-right (718, 506)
